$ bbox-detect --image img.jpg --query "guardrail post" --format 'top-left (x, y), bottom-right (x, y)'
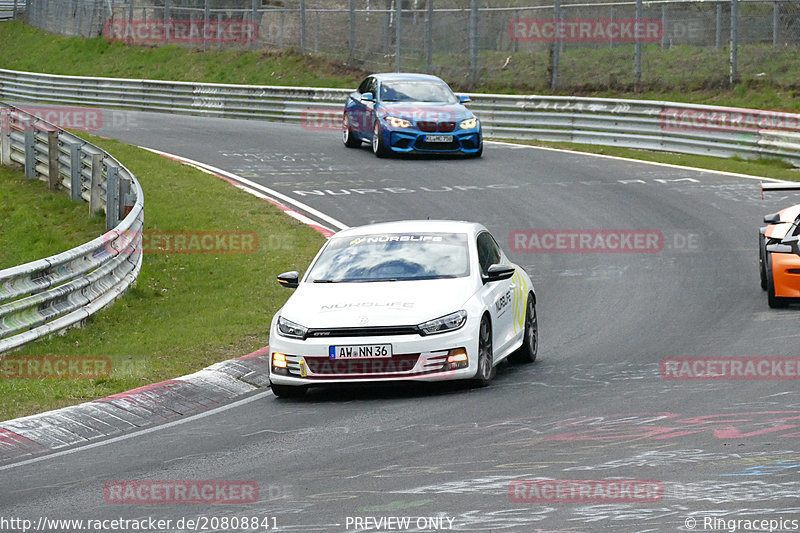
top-left (119, 176), bottom-right (133, 219)
top-left (24, 129), bottom-right (35, 179)
top-left (69, 142), bottom-right (82, 202)
top-left (106, 165), bottom-right (120, 230)
top-left (89, 152), bottom-right (103, 215)
top-left (0, 118), bottom-right (10, 166)
top-left (47, 130), bottom-right (59, 190)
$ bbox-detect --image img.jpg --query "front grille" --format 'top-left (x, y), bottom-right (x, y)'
top-left (304, 355), bottom-right (421, 376)
top-left (416, 121), bottom-right (457, 133)
top-left (415, 139), bottom-right (461, 151)
top-left (417, 121), bottom-right (437, 132)
top-left (438, 121), bottom-right (456, 133)
top-left (306, 326), bottom-right (420, 338)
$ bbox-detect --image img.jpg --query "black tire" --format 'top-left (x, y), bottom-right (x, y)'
top-left (470, 143), bottom-right (483, 158)
top-left (509, 296), bottom-right (537, 364)
top-left (766, 252), bottom-right (789, 308)
top-left (342, 113), bottom-right (361, 148)
top-left (372, 121), bottom-right (390, 158)
top-left (271, 383), bottom-right (308, 398)
top-left (759, 233), bottom-right (768, 291)
top-left (472, 315), bottom-right (495, 387)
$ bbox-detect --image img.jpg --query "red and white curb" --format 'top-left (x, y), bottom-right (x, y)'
top-left (0, 346), bottom-right (272, 465)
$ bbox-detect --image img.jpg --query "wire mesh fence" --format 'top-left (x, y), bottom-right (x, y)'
top-left (19, 0), bottom-right (800, 93)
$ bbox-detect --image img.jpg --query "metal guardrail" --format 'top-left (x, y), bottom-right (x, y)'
top-left (0, 102), bottom-right (144, 354)
top-left (1, 67), bottom-right (799, 167)
top-left (0, 0), bottom-right (24, 21)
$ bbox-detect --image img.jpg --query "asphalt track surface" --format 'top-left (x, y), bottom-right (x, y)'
top-left (2, 110), bottom-right (800, 532)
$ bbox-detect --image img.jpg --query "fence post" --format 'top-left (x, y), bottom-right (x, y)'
top-left (12, 0), bottom-right (18, 20)
top-left (106, 165), bottom-right (120, 230)
top-left (203, 0), bottom-right (210, 51)
top-left (164, 0), bottom-right (170, 21)
top-left (715, 2), bottom-right (723, 51)
top-left (610, 6), bottom-right (615, 48)
top-left (634, 0), bottom-right (643, 87)
top-left (395, 0), bottom-right (402, 72)
top-left (47, 130), bottom-right (59, 191)
top-left (772, 1), bottom-right (779, 47)
top-left (661, 4), bottom-right (668, 49)
top-left (349, 0), bottom-right (356, 62)
top-left (730, 0), bottom-right (739, 85)
top-left (89, 153), bottom-right (103, 216)
top-left (469, 0), bottom-right (478, 87)
top-left (251, 0), bottom-right (259, 51)
top-left (24, 129), bottom-right (35, 179)
top-left (300, 0), bottom-right (306, 53)
top-left (314, 10), bottom-right (319, 53)
top-left (425, 0), bottom-right (433, 72)
top-left (69, 142), bottom-right (82, 202)
top-left (550, 0), bottom-right (560, 90)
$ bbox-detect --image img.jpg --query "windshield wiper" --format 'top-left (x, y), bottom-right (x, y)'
top-left (312, 279), bottom-right (341, 283)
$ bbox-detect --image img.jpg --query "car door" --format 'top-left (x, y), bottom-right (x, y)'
top-left (476, 231), bottom-right (516, 358)
top-left (361, 77), bottom-right (378, 138)
top-left (348, 76), bottom-right (371, 137)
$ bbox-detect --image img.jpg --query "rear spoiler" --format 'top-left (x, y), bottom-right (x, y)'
top-left (761, 182), bottom-right (800, 199)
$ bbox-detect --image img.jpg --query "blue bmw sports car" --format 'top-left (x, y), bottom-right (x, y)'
top-left (342, 73), bottom-right (483, 158)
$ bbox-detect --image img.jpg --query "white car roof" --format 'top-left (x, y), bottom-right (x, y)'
top-left (332, 220), bottom-right (486, 238)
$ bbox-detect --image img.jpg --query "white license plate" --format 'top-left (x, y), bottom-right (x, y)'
top-left (425, 135), bottom-right (453, 143)
top-left (329, 344), bottom-right (392, 359)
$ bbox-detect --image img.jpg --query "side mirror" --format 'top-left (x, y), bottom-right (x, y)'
top-left (360, 92), bottom-right (375, 102)
top-left (277, 271), bottom-right (300, 289)
top-left (459, 95), bottom-right (471, 103)
top-left (484, 264), bottom-right (515, 283)
top-left (764, 213), bottom-right (781, 224)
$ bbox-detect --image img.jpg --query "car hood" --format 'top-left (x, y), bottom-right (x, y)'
top-left (378, 101), bottom-right (474, 122)
top-left (280, 277), bottom-right (477, 328)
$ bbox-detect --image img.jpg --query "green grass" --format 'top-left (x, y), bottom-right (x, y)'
top-left (0, 166), bottom-right (106, 268)
top-left (2, 21), bottom-right (800, 110)
top-left (0, 134), bottom-right (325, 422)
top-left (494, 138), bottom-right (800, 182)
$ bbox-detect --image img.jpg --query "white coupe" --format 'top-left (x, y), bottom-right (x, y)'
top-left (268, 220), bottom-right (537, 397)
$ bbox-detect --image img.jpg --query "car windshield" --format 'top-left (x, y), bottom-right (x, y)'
top-left (380, 80), bottom-right (458, 103)
top-left (307, 232), bottom-right (470, 283)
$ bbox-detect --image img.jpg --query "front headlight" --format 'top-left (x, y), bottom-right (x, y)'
top-left (386, 116), bottom-right (412, 128)
top-left (460, 117), bottom-right (478, 129)
top-left (418, 310), bottom-right (467, 336)
top-left (277, 316), bottom-right (308, 339)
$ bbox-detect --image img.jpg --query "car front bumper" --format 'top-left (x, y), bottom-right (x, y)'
top-left (771, 252), bottom-right (800, 298)
top-left (269, 326), bottom-right (480, 386)
top-left (382, 127), bottom-right (482, 155)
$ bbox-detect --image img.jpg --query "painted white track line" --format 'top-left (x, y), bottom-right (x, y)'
top-left (141, 146), bottom-right (349, 236)
top-left (486, 140), bottom-right (793, 184)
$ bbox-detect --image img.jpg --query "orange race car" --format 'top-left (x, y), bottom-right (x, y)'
top-left (760, 184), bottom-right (800, 308)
